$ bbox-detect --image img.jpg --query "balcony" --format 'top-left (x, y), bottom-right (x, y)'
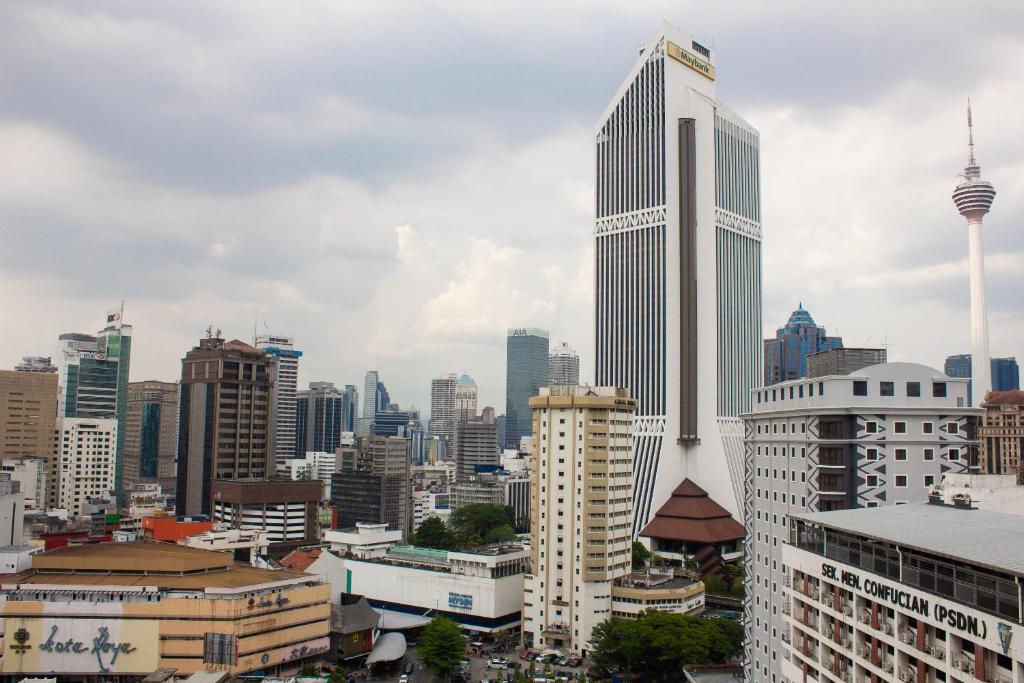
top-left (899, 668), bottom-right (915, 683)
top-left (952, 654), bottom-right (975, 675)
top-left (856, 611), bottom-right (870, 625)
top-left (782, 603), bottom-right (792, 616)
top-left (543, 622), bottom-right (570, 636)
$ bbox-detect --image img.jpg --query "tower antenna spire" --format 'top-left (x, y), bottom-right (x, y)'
top-left (967, 98), bottom-right (976, 168)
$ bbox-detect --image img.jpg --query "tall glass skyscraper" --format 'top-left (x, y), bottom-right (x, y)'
top-left (763, 303), bottom-right (843, 385)
top-left (56, 309), bottom-right (132, 501)
top-left (505, 328), bottom-right (549, 448)
top-left (594, 21), bottom-right (761, 532)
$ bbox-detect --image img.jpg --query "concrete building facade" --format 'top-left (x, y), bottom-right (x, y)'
top-left (55, 417), bottom-right (118, 516)
top-left (743, 362), bottom-right (981, 683)
top-left (123, 380), bottom-right (179, 493)
top-left (978, 390), bottom-right (1024, 475)
top-left (549, 342), bottom-right (581, 387)
top-left (522, 386), bottom-right (636, 655)
top-left (256, 334), bottom-right (302, 463)
top-left (175, 337), bottom-right (275, 516)
top-left (430, 373), bottom-right (458, 443)
top-left (808, 348), bottom-right (888, 379)
top-left (0, 370), bottom-right (56, 506)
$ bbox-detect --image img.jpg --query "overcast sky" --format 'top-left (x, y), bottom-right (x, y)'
top-left (1, 1), bottom-right (1022, 411)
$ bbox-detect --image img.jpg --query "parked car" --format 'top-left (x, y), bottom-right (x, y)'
top-left (399, 675), bottom-right (409, 683)
top-left (404, 662), bottom-right (415, 675)
top-left (488, 658), bottom-right (510, 670)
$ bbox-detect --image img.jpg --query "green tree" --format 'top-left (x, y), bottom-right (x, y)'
top-left (299, 662), bottom-right (318, 676)
top-left (631, 541), bottom-right (651, 569)
top-left (418, 616), bottom-right (466, 679)
top-left (483, 524), bottom-right (517, 544)
top-left (410, 516), bottom-right (455, 549)
top-left (590, 611), bottom-right (744, 681)
top-left (448, 503), bottom-right (516, 547)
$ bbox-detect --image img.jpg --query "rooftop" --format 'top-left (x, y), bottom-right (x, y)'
top-left (984, 390), bottom-right (1024, 406)
top-left (639, 479), bottom-right (745, 544)
top-left (793, 503), bottom-right (1024, 576)
top-left (6, 541), bottom-right (311, 590)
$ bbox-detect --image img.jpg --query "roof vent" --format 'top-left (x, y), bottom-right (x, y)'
top-left (951, 492), bottom-right (974, 509)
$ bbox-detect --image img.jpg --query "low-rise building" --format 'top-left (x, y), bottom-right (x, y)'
top-left (610, 571), bottom-right (706, 619)
top-left (211, 479), bottom-right (321, 552)
top-left (412, 490), bottom-right (451, 531)
top-left (979, 390), bottom-right (1024, 475)
top-left (141, 515), bottom-right (213, 542)
top-left (0, 542), bottom-right (330, 678)
top-left (781, 502), bottom-right (1024, 683)
top-left (180, 526), bottom-right (270, 562)
top-left (323, 522), bottom-right (402, 559)
top-left (307, 543), bottom-right (529, 633)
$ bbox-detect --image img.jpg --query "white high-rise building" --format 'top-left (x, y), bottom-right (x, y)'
top-left (742, 363), bottom-right (981, 682)
top-left (952, 103), bottom-right (997, 408)
top-left (455, 374), bottom-right (478, 426)
top-left (55, 417), bottom-right (118, 516)
top-left (595, 21), bottom-right (761, 531)
top-left (430, 373), bottom-right (458, 443)
top-left (522, 386), bottom-right (636, 655)
top-left (549, 342), bottom-right (581, 386)
top-left (256, 334), bottom-right (301, 464)
top-left (358, 370), bottom-right (379, 437)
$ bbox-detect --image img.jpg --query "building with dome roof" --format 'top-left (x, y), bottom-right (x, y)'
top-left (763, 303), bottom-right (843, 386)
top-left (456, 373), bottom-right (478, 425)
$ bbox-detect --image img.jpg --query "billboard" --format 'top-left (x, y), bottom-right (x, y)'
top-left (1, 617), bottom-right (160, 674)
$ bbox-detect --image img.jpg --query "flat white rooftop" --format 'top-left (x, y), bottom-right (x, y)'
top-left (793, 502), bottom-right (1024, 576)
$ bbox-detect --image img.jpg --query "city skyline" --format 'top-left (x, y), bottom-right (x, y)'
top-left (1, 2), bottom-right (1022, 414)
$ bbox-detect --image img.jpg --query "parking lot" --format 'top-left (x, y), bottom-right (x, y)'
top-left (346, 646), bottom-right (588, 682)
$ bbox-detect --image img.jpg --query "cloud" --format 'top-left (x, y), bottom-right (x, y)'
top-left (0, 0), bottom-right (1022, 411)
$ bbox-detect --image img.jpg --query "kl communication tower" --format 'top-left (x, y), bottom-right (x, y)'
top-left (952, 101), bottom-right (996, 406)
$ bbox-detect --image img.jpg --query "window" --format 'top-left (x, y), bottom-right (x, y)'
top-left (865, 421), bottom-right (878, 434)
top-left (895, 448), bottom-right (907, 461)
top-left (923, 421), bottom-right (934, 435)
top-left (866, 448), bottom-right (878, 460)
top-left (853, 381), bottom-right (868, 396)
top-left (895, 475), bottom-right (908, 488)
top-left (932, 382), bottom-right (947, 398)
top-left (866, 475), bottom-right (879, 487)
top-left (924, 475), bottom-right (936, 487)
top-left (867, 501), bottom-right (880, 508)
top-left (819, 382), bottom-right (824, 395)
top-left (946, 422), bottom-right (959, 435)
top-left (907, 382), bottom-right (921, 397)
top-left (924, 448), bottom-right (935, 461)
top-left (949, 448), bottom-right (961, 461)
top-left (894, 421), bottom-right (907, 434)
top-left (880, 381), bottom-right (895, 397)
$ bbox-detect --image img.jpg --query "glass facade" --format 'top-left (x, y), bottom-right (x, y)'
top-left (763, 304), bottom-right (842, 386)
top-left (945, 354), bottom-right (1021, 404)
top-left (505, 328), bottom-right (549, 448)
top-left (139, 402), bottom-right (161, 478)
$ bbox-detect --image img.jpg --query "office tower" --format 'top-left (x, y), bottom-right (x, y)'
top-left (55, 417), bottom-right (118, 515)
top-left (594, 22), bottom-right (761, 531)
top-left (451, 473), bottom-right (504, 509)
top-left (505, 328), bottom-right (549, 449)
top-left (548, 341), bottom-right (580, 387)
top-left (522, 386), bottom-right (636, 655)
top-left (763, 304), bottom-right (843, 385)
top-left (0, 369), bottom-right (57, 507)
top-left (372, 405), bottom-right (412, 437)
top-left (807, 347), bottom-right (887, 379)
top-left (342, 384), bottom-right (358, 432)
top-left (944, 354), bottom-right (1020, 403)
top-left (256, 334), bottom-right (302, 464)
top-left (358, 370), bottom-right (379, 436)
top-left (953, 103), bottom-right (997, 408)
top-left (455, 374), bottom-right (478, 425)
top-left (295, 381), bottom-right (348, 457)
top-left (55, 309), bottom-right (132, 499)
top-left (430, 373), bottom-right (458, 443)
top-left (175, 336), bottom-right (275, 516)
top-left (14, 357), bottom-right (56, 373)
top-left (330, 435), bottom-right (411, 537)
top-left (454, 409), bottom-right (499, 481)
top-left (742, 363), bottom-right (980, 682)
top-left (376, 382), bottom-right (390, 413)
top-left (978, 390), bottom-right (1024, 474)
top-left (123, 380), bottom-right (179, 493)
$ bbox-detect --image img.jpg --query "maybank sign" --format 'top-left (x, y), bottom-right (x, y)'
top-left (666, 42), bottom-right (715, 81)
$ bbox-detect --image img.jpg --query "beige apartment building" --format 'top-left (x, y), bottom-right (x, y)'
top-left (0, 370), bottom-right (57, 506)
top-left (522, 386), bottom-right (636, 655)
top-left (979, 390), bottom-right (1024, 475)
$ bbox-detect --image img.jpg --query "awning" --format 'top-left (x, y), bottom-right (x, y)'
top-left (377, 608), bottom-right (433, 630)
top-left (365, 632), bottom-right (407, 665)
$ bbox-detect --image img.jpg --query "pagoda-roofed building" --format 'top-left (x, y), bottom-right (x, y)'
top-left (638, 479), bottom-right (744, 577)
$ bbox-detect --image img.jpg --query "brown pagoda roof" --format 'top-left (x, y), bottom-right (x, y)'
top-left (639, 479), bottom-right (745, 544)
